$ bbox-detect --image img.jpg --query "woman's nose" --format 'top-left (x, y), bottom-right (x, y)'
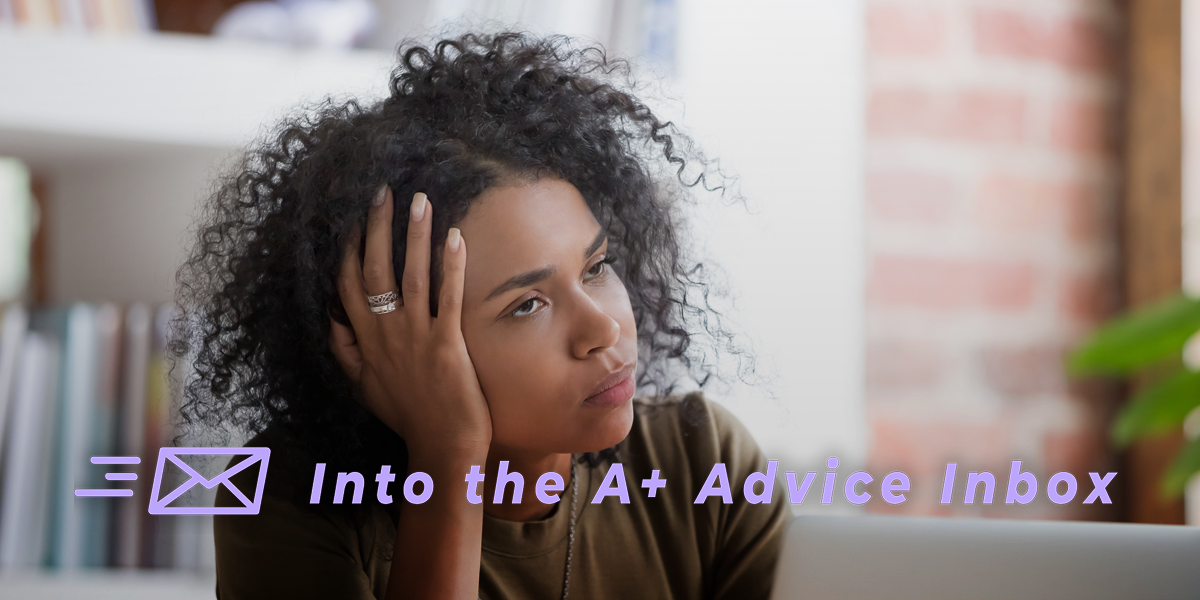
top-left (570, 296), bottom-right (621, 360)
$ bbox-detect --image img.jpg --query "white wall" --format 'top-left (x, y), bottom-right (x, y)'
top-left (668, 0), bottom-right (866, 475)
top-left (0, 32), bottom-right (392, 149)
top-left (46, 147), bottom-right (232, 303)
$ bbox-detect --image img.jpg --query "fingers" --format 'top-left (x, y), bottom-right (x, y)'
top-left (362, 186), bottom-right (399, 297)
top-left (401, 192), bottom-right (432, 321)
top-left (436, 227), bottom-right (466, 336)
top-left (336, 228), bottom-right (373, 331)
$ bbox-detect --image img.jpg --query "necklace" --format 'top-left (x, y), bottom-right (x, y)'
top-left (561, 458), bottom-right (579, 600)
top-left (480, 458), bottom-right (579, 600)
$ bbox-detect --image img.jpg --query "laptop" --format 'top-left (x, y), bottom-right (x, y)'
top-left (770, 515), bottom-right (1200, 600)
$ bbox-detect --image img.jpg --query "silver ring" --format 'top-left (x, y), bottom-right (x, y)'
top-left (367, 291), bottom-right (399, 308)
top-left (370, 301), bottom-right (397, 315)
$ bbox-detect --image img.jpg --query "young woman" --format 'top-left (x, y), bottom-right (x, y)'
top-left (174, 32), bottom-right (790, 599)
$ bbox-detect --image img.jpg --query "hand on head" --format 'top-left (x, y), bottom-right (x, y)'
top-left (330, 186), bottom-right (492, 461)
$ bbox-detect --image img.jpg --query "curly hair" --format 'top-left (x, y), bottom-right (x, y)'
top-left (172, 32), bottom-right (738, 510)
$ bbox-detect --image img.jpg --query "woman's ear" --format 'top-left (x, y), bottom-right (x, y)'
top-left (329, 317), bottom-right (364, 383)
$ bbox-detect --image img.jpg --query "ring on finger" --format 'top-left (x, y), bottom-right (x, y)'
top-left (370, 301), bottom-right (397, 315)
top-left (366, 290), bottom-right (400, 308)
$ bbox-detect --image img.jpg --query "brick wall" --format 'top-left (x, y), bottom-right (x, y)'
top-left (864, 0), bottom-right (1123, 518)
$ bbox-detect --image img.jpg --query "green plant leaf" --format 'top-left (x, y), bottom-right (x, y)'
top-left (1070, 293), bottom-right (1200, 375)
top-left (1161, 436), bottom-right (1200, 498)
top-left (1111, 367), bottom-right (1200, 446)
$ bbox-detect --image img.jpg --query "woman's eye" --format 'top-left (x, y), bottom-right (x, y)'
top-left (512, 298), bottom-right (545, 318)
top-left (585, 256), bottom-right (610, 279)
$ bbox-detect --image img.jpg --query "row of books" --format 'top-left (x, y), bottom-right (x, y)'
top-left (0, 0), bottom-right (155, 33)
top-left (0, 302), bottom-right (213, 572)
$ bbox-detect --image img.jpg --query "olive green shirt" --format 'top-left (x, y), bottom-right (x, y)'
top-left (214, 393), bottom-right (791, 599)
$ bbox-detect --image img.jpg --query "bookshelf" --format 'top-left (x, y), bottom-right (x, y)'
top-left (0, 28), bottom-right (393, 304)
top-left (0, 28), bottom-right (392, 151)
top-left (0, 28), bottom-right (392, 596)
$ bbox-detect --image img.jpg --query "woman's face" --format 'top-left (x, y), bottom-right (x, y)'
top-left (455, 178), bottom-right (638, 455)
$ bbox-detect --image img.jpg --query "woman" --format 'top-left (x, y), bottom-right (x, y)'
top-left (175, 32), bottom-right (790, 599)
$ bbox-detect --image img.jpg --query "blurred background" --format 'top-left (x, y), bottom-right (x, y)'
top-left (0, 0), bottom-right (1196, 597)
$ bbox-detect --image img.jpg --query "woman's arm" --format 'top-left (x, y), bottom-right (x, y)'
top-left (330, 187), bottom-right (492, 600)
top-left (387, 450), bottom-right (486, 599)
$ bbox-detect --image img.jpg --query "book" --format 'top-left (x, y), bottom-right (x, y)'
top-left (130, 0), bottom-right (153, 31)
top-left (114, 302), bottom-right (150, 569)
top-left (54, 0), bottom-right (86, 31)
top-left (0, 331), bottom-right (60, 570)
top-left (42, 304), bottom-right (97, 570)
top-left (0, 1), bottom-right (15, 26)
top-left (6, 0), bottom-right (155, 31)
top-left (83, 303), bottom-right (122, 566)
top-left (141, 303), bottom-right (175, 568)
top-left (0, 305), bottom-right (29, 460)
top-left (11, 0), bottom-right (59, 28)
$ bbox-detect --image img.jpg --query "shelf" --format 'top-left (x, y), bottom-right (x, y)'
top-left (0, 30), bottom-right (394, 164)
top-left (0, 570), bottom-right (216, 600)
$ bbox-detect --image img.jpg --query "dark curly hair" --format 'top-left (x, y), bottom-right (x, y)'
top-left (171, 32), bottom-right (739, 511)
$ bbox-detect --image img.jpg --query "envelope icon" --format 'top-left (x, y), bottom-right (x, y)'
top-left (148, 447), bottom-right (271, 515)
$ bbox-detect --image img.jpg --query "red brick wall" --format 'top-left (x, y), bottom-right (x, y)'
top-left (864, 0), bottom-right (1122, 519)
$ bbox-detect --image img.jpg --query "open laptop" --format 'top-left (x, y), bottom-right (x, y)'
top-left (770, 515), bottom-right (1200, 600)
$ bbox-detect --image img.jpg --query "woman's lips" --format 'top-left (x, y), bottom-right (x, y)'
top-left (584, 366), bottom-right (635, 407)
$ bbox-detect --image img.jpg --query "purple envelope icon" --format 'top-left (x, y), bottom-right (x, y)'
top-left (148, 447), bottom-right (271, 515)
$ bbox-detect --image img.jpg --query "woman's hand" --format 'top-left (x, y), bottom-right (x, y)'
top-left (330, 186), bottom-right (491, 461)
